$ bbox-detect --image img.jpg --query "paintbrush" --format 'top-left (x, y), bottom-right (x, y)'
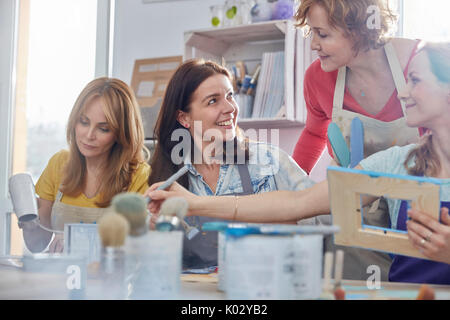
top-left (146, 165), bottom-right (189, 205)
top-left (319, 251), bottom-right (335, 300)
top-left (416, 284), bottom-right (435, 300)
top-left (97, 212), bottom-right (130, 299)
top-left (112, 192), bottom-right (149, 237)
top-left (98, 212), bottom-right (130, 248)
top-left (156, 197), bottom-right (199, 240)
top-left (333, 250), bottom-right (346, 300)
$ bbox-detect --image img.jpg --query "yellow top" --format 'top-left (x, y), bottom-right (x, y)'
top-left (35, 150), bottom-right (151, 208)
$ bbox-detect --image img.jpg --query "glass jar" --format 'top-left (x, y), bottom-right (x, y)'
top-left (210, 4), bottom-right (224, 28)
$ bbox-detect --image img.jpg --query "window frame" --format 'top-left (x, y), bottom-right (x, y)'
top-left (0, 0), bottom-right (115, 255)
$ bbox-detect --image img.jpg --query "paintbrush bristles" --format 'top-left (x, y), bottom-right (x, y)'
top-left (160, 197), bottom-right (189, 219)
top-left (111, 192), bottom-right (148, 236)
top-left (98, 212), bottom-right (130, 247)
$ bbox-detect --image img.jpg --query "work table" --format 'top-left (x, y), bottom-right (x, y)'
top-left (1, 263), bottom-right (450, 300)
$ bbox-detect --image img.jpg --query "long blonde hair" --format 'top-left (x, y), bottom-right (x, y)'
top-left (404, 43), bottom-right (450, 176)
top-left (61, 77), bottom-right (149, 207)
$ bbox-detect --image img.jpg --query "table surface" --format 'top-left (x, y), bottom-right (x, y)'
top-left (1, 262), bottom-right (450, 300)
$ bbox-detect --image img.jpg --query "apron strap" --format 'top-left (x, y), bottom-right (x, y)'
top-left (384, 42), bottom-right (408, 116)
top-left (55, 190), bottom-right (63, 202)
top-left (333, 67), bottom-right (347, 112)
top-left (236, 164), bottom-right (253, 195)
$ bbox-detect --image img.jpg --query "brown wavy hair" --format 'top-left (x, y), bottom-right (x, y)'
top-left (148, 59), bottom-right (249, 188)
top-left (404, 42), bottom-right (450, 177)
top-left (295, 0), bottom-right (398, 53)
top-left (61, 77), bottom-right (150, 207)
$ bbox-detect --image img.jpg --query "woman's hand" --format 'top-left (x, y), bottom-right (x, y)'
top-left (143, 181), bottom-right (198, 217)
top-left (407, 207), bottom-right (450, 264)
top-left (48, 233), bottom-right (64, 253)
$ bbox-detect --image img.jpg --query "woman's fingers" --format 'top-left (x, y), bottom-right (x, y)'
top-left (143, 181), bottom-right (165, 198)
top-left (408, 208), bottom-right (443, 234)
top-left (440, 207), bottom-right (450, 225)
top-left (48, 234), bottom-right (64, 253)
top-left (407, 207), bottom-right (450, 262)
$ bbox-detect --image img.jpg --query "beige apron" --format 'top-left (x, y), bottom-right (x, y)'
top-left (324, 42), bottom-right (420, 281)
top-left (50, 190), bottom-right (110, 231)
top-left (332, 42), bottom-right (419, 158)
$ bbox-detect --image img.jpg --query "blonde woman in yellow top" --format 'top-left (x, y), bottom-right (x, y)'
top-left (21, 77), bottom-right (150, 253)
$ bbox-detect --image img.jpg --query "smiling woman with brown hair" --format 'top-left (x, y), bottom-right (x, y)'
top-left (146, 58), bottom-right (315, 270)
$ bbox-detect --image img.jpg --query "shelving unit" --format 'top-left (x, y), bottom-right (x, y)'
top-left (184, 19), bottom-right (316, 154)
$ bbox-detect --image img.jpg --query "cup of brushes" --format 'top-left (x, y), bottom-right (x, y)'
top-left (97, 211), bottom-right (129, 299)
top-left (99, 192), bottom-right (188, 300)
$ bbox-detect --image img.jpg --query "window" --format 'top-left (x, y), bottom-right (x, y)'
top-left (401, 0), bottom-right (450, 41)
top-left (10, 0), bottom-right (112, 255)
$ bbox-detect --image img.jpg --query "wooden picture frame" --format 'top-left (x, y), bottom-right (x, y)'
top-left (327, 166), bottom-right (442, 260)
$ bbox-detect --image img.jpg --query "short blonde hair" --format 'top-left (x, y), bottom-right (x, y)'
top-left (295, 0), bottom-right (398, 53)
top-left (62, 77), bottom-right (149, 207)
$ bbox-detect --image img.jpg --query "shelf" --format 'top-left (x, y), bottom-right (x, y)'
top-left (238, 118), bottom-right (304, 129)
top-left (184, 19), bottom-right (308, 132)
top-left (185, 19), bottom-right (287, 44)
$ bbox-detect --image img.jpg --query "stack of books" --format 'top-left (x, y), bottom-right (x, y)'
top-left (252, 51), bottom-right (285, 118)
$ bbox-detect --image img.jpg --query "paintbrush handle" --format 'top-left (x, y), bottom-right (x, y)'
top-left (147, 166), bottom-right (189, 204)
top-left (158, 165), bottom-right (189, 191)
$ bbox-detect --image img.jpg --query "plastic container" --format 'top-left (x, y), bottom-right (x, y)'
top-left (203, 222), bottom-right (339, 298)
top-left (22, 253), bottom-right (87, 299)
top-left (125, 231), bottom-right (183, 299)
top-left (225, 233), bottom-right (323, 299)
top-left (64, 223), bottom-right (101, 263)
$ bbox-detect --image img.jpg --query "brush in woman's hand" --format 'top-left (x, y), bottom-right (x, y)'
top-left (156, 197), bottom-right (199, 240)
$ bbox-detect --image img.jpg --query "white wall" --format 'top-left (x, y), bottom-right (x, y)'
top-left (113, 0), bottom-right (223, 84)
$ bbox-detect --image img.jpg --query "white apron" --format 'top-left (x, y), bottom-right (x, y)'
top-left (324, 42), bottom-right (421, 281)
top-left (332, 42), bottom-right (420, 158)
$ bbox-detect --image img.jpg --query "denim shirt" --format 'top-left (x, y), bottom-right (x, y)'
top-left (182, 142), bottom-right (316, 269)
top-left (186, 141), bottom-right (314, 196)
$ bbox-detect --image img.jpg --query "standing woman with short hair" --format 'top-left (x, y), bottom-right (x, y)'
top-left (21, 77), bottom-right (151, 253)
top-left (290, 0), bottom-right (423, 281)
top-left (292, 0), bottom-right (422, 171)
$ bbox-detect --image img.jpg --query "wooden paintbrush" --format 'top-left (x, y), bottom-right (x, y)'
top-left (97, 212), bottom-right (130, 299)
top-left (97, 212), bottom-right (130, 248)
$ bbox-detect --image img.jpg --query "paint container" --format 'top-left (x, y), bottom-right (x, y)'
top-left (202, 221), bottom-right (244, 292)
top-left (22, 253), bottom-right (87, 300)
top-left (125, 231), bottom-right (183, 300)
top-left (222, 224), bottom-right (340, 300)
top-left (64, 223), bottom-right (101, 264)
top-left (98, 247), bottom-right (127, 300)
